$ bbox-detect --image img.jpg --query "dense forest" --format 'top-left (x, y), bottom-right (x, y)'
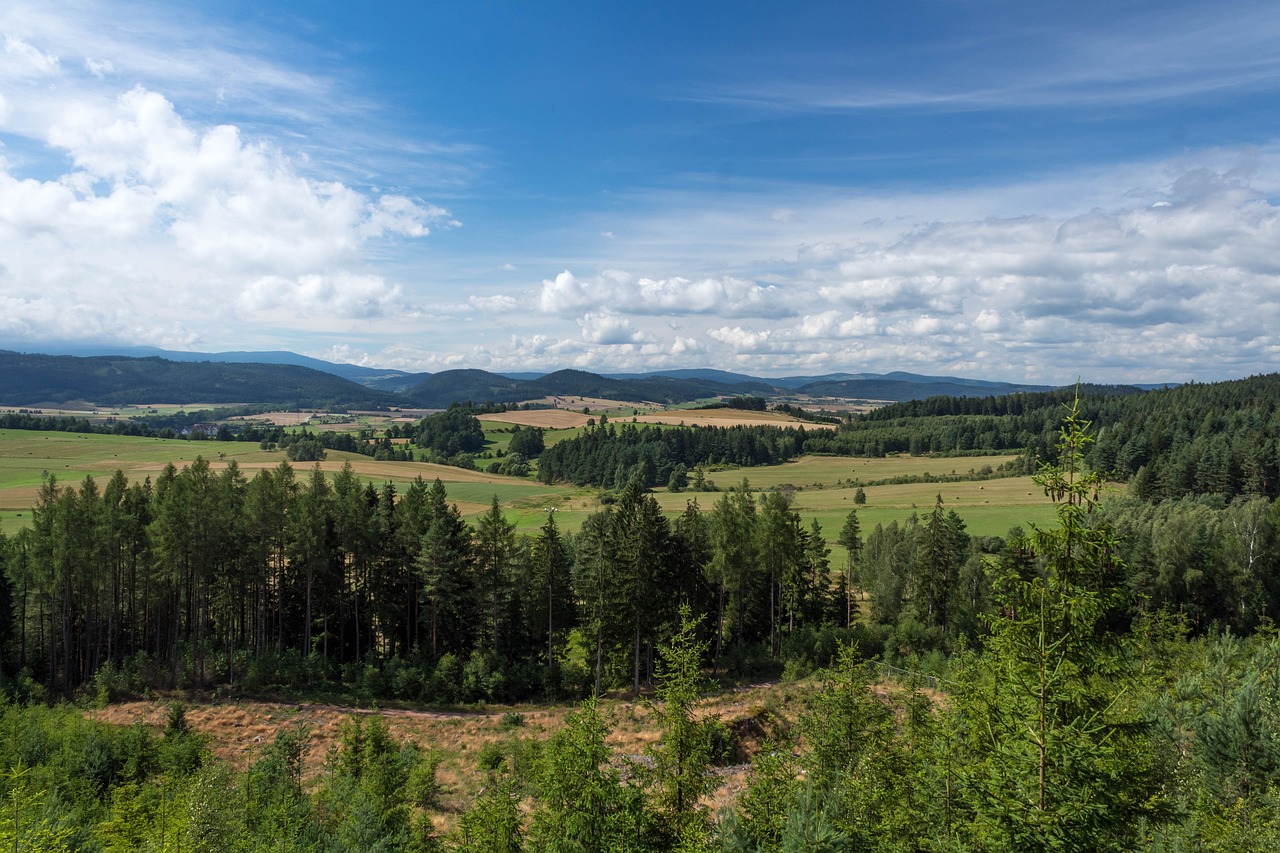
top-left (8, 380), bottom-right (1280, 849)
top-left (0, 352), bottom-right (393, 409)
top-left (536, 421), bottom-right (809, 489)
top-left (4, 403), bottom-right (1280, 849)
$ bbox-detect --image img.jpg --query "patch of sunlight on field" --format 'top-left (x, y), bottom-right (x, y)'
top-left (0, 432), bottom-right (1057, 543)
top-left (722, 454), bottom-right (1020, 489)
top-left (0, 431), bottom-right (587, 530)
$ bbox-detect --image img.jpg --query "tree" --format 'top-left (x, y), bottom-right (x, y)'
top-left (836, 509), bottom-right (863, 628)
top-left (614, 478), bottom-right (673, 696)
top-left (911, 495), bottom-right (967, 633)
top-left (955, 396), bottom-right (1165, 850)
top-left (416, 481), bottom-right (472, 660)
top-left (803, 518), bottom-right (833, 627)
top-left (526, 698), bottom-right (650, 851)
top-left (529, 511), bottom-right (575, 694)
top-left (642, 605), bottom-right (720, 846)
top-left (757, 489), bottom-right (804, 654)
top-left (708, 480), bottom-right (758, 672)
top-left (474, 497), bottom-right (516, 653)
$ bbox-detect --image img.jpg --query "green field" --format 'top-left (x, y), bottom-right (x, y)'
top-left (0, 429), bottom-right (1059, 543)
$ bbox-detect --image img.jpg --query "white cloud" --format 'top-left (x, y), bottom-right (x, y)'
top-left (0, 78), bottom-right (448, 346)
top-left (538, 269), bottom-right (787, 317)
top-left (4, 35), bottom-right (59, 75)
top-left (237, 273), bottom-right (403, 320)
top-left (84, 57), bottom-right (112, 78)
top-left (707, 326), bottom-right (773, 352)
top-left (468, 294), bottom-right (521, 312)
top-left (578, 311), bottom-right (651, 345)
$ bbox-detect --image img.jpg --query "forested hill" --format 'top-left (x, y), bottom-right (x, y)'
top-left (0, 351), bottom-right (396, 408)
top-left (403, 367), bottom-right (777, 407)
top-left (797, 374), bottom-right (1055, 400)
top-left (820, 374), bottom-right (1280, 502)
top-left (402, 367), bottom-right (1062, 407)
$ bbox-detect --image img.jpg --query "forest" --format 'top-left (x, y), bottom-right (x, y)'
top-left (4, 384), bottom-right (1280, 849)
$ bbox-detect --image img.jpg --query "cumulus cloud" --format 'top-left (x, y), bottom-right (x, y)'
top-left (468, 294), bottom-right (521, 312)
top-left (707, 326), bottom-right (773, 352)
top-left (237, 273), bottom-right (403, 319)
top-left (538, 269), bottom-right (788, 318)
top-left (578, 311), bottom-right (652, 345)
top-left (0, 78), bottom-right (448, 345)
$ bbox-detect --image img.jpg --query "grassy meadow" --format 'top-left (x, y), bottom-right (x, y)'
top-left (0, 420), bottom-right (1058, 544)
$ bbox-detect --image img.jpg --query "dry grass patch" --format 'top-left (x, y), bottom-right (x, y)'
top-left (86, 680), bottom-right (807, 822)
top-left (478, 410), bottom-right (593, 429)
top-left (226, 411), bottom-right (317, 426)
top-left (632, 409), bottom-right (833, 429)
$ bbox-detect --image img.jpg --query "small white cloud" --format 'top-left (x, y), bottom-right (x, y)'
top-left (4, 36), bottom-right (59, 76)
top-left (600, 230), bottom-right (615, 238)
top-left (361, 194), bottom-right (446, 238)
top-left (837, 314), bottom-right (879, 336)
top-left (500, 263), bottom-right (516, 271)
top-left (670, 336), bottom-right (706, 355)
top-left (84, 57), bottom-right (113, 78)
top-left (973, 308), bottom-right (1003, 332)
top-left (468, 294), bottom-right (520, 312)
top-left (707, 325), bottom-right (772, 351)
top-left (578, 311), bottom-right (651, 345)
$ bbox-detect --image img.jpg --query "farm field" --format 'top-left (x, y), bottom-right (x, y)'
top-left (0, 429), bottom-right (583, 535)
top-left (631, 408), bottom-right (836, 429)
top-left (0, 428), bottom-right (1060, 542)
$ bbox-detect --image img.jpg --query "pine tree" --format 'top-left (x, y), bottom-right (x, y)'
top-left (474, 497), bottom-right (516, 653)
top-left (642, 605), bottom-right (720, 845)
top-left (837, 509), bottom-right (863, 628)
top-left (955, 395), bottom-right (1165, 851)
top-left (529, 511), bottom-right (574, 695)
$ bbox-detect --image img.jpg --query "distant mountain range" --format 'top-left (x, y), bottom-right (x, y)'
top-left (0, 344), bottom-right (1153, 410)
top-left (0, 351), bottom-right (391, 409)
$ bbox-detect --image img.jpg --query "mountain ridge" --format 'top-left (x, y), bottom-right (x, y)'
top-left (0, 346), bottom-right (1168, 408)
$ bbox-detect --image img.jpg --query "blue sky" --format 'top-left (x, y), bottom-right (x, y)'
top-left (2, 0), bottom-right (1279, 382)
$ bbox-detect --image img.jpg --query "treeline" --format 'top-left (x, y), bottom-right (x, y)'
top-left (8, 409), bottom-right (1280, 849)
top-left (0, 407), bottom-right (268, 439)
top-left (0, 460), bottom-right (857, 702)
top-left (821, 374), bottom-right (1280, 504)
top-left (536, 422), bottom-right (808, 489)
top-left (267, 426), bottom-right (419, 463)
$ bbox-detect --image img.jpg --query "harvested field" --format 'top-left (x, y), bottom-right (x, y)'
top-left (478, 410), bottom-right (593, 429)
top-left (632, 409), bottom-right (835, 429)
top-left (228, 411), bottom-right (317, 426)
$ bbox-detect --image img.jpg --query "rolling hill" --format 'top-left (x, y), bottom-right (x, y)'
top-left (0, 351), bottom-right (396, 408)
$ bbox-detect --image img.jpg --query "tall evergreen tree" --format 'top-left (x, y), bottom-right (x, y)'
top-left (955, 397), bottom-right (1164, 850)
top-left (837, 509), bottom-right (862, 628)
top-left (474, 497), bottom-right (516, 654)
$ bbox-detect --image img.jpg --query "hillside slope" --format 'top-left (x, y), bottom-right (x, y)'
top-left (0, 351), bottom-right (396, 408)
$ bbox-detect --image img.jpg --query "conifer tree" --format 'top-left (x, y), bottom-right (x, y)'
top-left (955, 395), bottom-right (1164, 850)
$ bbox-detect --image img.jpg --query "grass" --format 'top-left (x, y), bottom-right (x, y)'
top-left (0, 428), bottom-right (1057, 541)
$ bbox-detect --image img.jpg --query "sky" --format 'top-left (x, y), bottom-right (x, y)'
top-left (1, 1), bottom-right (1279, 384)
